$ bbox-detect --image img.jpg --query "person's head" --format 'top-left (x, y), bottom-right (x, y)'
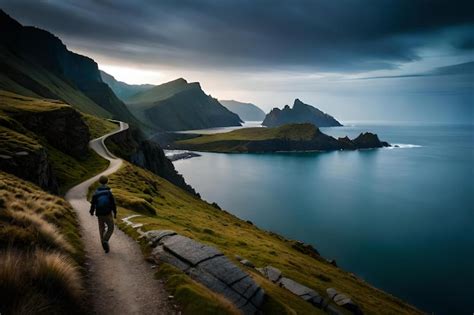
top-left (99, 175), bottom-right (109, 185)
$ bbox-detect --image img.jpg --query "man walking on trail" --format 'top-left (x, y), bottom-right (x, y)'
top-left (90, 175), bottom-right (117, 253)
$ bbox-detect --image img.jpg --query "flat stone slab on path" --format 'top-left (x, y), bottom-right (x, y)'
top-left (150, 230), bottom-right (265, 315)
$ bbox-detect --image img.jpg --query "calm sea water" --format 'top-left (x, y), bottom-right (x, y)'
top-left (173, 122), bottom-right (474, 314)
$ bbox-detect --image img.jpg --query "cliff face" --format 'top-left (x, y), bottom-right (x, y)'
top-left (11, 107), bottom-right (90, 158)
top-left (0, 142), bottom-right (59, 193)
top-left (127, 79), bottom-right (242, 131)
top-left (263, 99), bottom-right (342, 127)
top-left (106, 127), bottom-right (198, 196)
top-left (0, 10), bottom-right (140, 125)
top-left (340, 133), bottom-right (389, 149)
top-left (0, 92), bottom-right (93, 192)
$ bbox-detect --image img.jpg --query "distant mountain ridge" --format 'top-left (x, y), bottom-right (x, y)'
top-left (100, 70), bottom-right (154, 101)
top-left (126, 78), bottom-right (188, 105)
top-left (219, 100), bottom-right (266, 121)
top-left (126, 78), bottom-right (242, 131)
top-left (263, 99), bottom-right (342, 127)
top-left (0, 9), bottom-right (140, 126)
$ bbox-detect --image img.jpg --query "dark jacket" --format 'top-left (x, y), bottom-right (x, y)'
top-left (90, 185), bottom-right (117, 217)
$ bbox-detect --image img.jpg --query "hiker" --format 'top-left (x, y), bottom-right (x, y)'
top-left (89, 175), bottom-right (117, 253)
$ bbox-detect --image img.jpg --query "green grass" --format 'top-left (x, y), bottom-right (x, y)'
top-left (48, 145), bottom-right (109, 195)
top-left (178, 124), bottom-right (317, 144)
top-left (156, 263), bottom-right (241, 315)
top-left (81, 114), bottom-right (118, 139)
top-left (0, 91), bottom-right (112, 194)
top-left (0, 90), bottom-right (70, 113)
top-left (0, 171), bottom-right (86, 314)
top-left (0, 47), bottom-right (112, 118)
top-left (174, 123), bottom-right (320, 152)
top-left (99, 162), bottom-right (421, 315)
top-left (0, 125), bottom-right (42, 155)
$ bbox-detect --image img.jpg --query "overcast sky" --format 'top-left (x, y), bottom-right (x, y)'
top-left (1, 0), bottom-right (473, 122)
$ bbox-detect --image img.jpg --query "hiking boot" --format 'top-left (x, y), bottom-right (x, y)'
top-left (102, 241), bottom-right (110, 253)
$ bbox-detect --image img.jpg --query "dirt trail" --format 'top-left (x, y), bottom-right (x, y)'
top-left (65, 121), bottom-right (173, 314)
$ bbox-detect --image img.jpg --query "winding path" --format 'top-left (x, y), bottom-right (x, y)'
top-left (65, 121), bottom-right (173, 315)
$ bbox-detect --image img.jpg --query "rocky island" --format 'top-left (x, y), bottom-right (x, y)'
top-left (263, 99), bottom-right (342, 127)
top-left (172, 123), bottom-right (390, 153)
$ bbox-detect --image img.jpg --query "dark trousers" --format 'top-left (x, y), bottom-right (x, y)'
top-left (97, 214), bottom-right (114, 242)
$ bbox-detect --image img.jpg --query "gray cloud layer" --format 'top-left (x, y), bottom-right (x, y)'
top-left (1, 0), bottom-right (473, 72)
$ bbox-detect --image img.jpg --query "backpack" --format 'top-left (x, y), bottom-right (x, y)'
top-left (95, 190), bottom-right (111, 213)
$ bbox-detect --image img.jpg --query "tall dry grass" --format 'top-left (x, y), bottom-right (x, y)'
top-left (0, 171), bottom-right (85, 314)
top-left (0, 250), bottom-right (84, 314)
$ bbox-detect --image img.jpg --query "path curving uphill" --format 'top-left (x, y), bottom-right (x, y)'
top-left (65, 121), bottom-right (173, 315)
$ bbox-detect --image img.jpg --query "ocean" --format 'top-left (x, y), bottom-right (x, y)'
top-left (172, 122), bottom-right (474, 314)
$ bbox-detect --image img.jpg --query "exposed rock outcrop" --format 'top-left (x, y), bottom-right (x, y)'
top-left (140, 229), bottom-right (265, 314)
top-left (263, 99), bottom-right (342, 127)
top-left (0, 145), bottom-right (58, 193)
top-left (106, 126), bottom-right (198, 196)
top-left (10, 107), bottom-right (90, 158)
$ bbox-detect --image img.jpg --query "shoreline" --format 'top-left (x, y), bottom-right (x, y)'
top-left (165, 150), bottom-right (201, 161)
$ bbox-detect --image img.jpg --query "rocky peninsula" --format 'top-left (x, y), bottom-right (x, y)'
top-left (172, 123), bottom-right (390, 153)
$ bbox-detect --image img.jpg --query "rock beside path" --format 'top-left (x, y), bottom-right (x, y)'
top-left (149, 230), bottom-right (265, 314)
top-left (257, 265), bottom-right (282, 283)
top-left (326, 288), bottom-right (363, 315)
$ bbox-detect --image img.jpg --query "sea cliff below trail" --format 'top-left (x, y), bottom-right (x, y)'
top-left (171, 123), bottom-right (390, 153)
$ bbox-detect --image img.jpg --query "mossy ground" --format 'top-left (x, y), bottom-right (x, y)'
top-left (95, 161), bottom-right (421, 315)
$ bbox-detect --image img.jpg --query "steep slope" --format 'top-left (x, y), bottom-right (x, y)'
top-left (0, 10), bottom-right (141, 126)
top-left (126, 78), bottom-right (188, 105)
top-left (127, 79), bottom-right (242, 131)
top-left (100, 70), bottom-right (154, 102)
top-left (263, 99), bottom-right (342, 127)
top-left (0, 91), bottom-right (109, 194)
top-left (220, 100), bottom-right (266, 121)
top-left (99, 160), bottom-right (422, 315)
top-left (0, 171), bottom-right (86, 314)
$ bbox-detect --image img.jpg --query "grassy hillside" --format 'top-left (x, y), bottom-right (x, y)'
top-left (0, 91), bottom-right (110, 194)
top-left (179, 124), bottom-right (318, 143)
top-left (100, 70), bottom-right (154, 102)
top-left (0, 171), bottom-right (85, 314)
top-left (126, 79), bottom-right (242, 131)
top-left (0, 46), bottom-right (112, 118)
top-left (96, 161), bottom-right (421, 315)
top-left (126, 78), bottom-right (189, 106)
top-left (81, 113), bottom-right (118, 139)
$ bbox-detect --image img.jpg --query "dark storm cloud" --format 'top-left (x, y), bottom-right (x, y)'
top-left (353, 61), bottom-right (474, 80)
top-left (1, 0), bottom-right (474, 72)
